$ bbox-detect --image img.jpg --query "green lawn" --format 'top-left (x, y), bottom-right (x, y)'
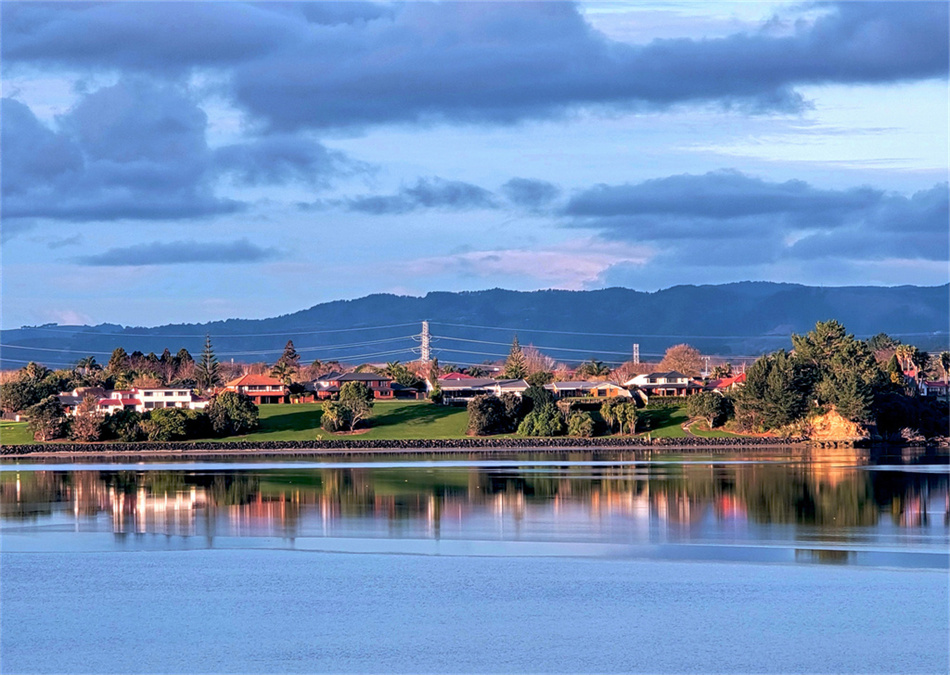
top-left (636, 404), bottom-right (689, 438)
top-left (0, 421), bottom-right (35, 445)
top-left (197, 400), bottom-right (470, 442)
top-left (0, 399), bottom-right (735, 446)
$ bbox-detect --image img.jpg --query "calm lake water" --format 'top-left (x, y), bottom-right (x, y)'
top-left (1, 449), bottom-right (948, 673)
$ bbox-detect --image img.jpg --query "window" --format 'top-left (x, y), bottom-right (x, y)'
top-left (164, 391), bottom-right (174, 397)
top-left (144, 392), bottom-right (154, 397)
top-left (145, 402), bottom-right (155, 409)
top-left (177, 391), bottom-right (188, 397)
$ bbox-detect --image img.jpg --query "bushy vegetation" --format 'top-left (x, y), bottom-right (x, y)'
top-left (734, 320), bottom-right (949, 437)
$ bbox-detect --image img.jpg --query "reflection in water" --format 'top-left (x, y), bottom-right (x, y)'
top-left (2, 450), bottom-right (948, 564)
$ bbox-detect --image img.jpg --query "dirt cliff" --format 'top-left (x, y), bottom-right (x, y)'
top-left (806, 408), bottom-right (869, 441)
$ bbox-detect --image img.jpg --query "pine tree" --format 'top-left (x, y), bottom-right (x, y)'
top-left (503, 335), bottom-right (528, 379)
top-left (277, 340), bottom-right (301, 370)
top-left (195, 335), bottom-right (221, 392)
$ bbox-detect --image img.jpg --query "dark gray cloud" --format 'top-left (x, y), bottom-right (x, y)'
top-left (565, 172), bottom-right (949, 263)
top-left (2, 81), bottom-right (362, 226)
top-left (501, 178), bottom-right (562, 209)
top-left (74, 239), bottom-right (280, 266)
top-left (3, 2), bottom-right (946, 130)
top-left (347, 178), bottom-right (498, 215)
top-left (2, 84), bottom-right (242, 223)
top-left (215, 136), bottom-right (365, 187)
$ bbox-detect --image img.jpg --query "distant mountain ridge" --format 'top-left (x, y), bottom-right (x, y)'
top-left (2, 283), bottom-right (948, 370)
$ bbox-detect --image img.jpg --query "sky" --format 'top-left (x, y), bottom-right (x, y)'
top-left (1, 0), bottom-right (948, 330)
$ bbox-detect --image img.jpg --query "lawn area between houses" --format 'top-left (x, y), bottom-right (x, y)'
top-left (201, 400), bottom-right (471, 443)
top-left (0, 400), bottom-right (737, 446)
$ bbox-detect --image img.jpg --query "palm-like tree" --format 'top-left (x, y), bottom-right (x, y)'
top-left (271, 361), bottom-right (295, 386)
top-left (576, 358), bottom-right (611, 379)
top-left (940, 352), bottom-right (950, 383)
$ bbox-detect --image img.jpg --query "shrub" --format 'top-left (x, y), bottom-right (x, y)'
top-left (517, 403), bottom-right (565, 437)
top-left (567, 411), bottom-right (595, 437)
top-left (467, 395), bottom-right (508, 436)
top-left (207, 391), bottom-right (259, 436)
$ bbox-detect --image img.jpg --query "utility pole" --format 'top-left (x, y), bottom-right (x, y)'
top-left (703, 356), bottom-right (710, 377)
top-left (420, 320), bottom-right (431, 365)
top-left (632, 343), bottom-right (640, 364)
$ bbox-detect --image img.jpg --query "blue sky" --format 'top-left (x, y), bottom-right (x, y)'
top-left (1, 1), bottom-right (947, 329)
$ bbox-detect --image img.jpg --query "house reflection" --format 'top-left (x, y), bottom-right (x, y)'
top-left (1, 454), bottom-right (947, 547)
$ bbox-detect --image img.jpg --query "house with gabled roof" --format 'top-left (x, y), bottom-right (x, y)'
top-left (545, 381), bottom-right (631, 399)
top-left (623, 371), bottom-right (702, 397)
top-left (705, 373), bottom-right (746, 393)
top-left (224, 374), bottom-right (288, 404)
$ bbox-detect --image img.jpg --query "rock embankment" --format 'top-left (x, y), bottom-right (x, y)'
top-left (0, 435), bottom-right (805, 456)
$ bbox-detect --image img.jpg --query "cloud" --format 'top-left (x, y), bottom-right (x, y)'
top-left (396, 240), bottom-right (652, 289)
top-left (347, 178), bottom-right (498, 215)
top-left (565, 171), bottom-right (950, 263)
top-left (4, 3), bottom-right (946, 130)
top-left (2, 84), bottom-right (242, 223)
top-left (215, 135), bottom-right (366, 187)
top-left (501, 178), bottom-right (562, 209)
top-left (74, 239), bottom-right (281, 266)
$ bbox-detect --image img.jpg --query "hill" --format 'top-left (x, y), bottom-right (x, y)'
top-left (2, 283), bottom-right (948, 370)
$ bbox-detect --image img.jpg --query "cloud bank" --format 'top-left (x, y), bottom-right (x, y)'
top-left (4, 2), bottom-right (946, 130)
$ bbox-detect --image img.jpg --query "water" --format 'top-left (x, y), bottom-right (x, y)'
top-left (2, 449), bottom-right (948, 673)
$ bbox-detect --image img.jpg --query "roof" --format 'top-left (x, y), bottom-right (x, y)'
top-left (439, 377), bottom-right (498, 390)
top-left (337, 372), bottom-right (393, 382)
top-left (495, 379), bottom-right (529, 389)
top-left (707, 373), bottom-right (746, 390)
top-left (225, 374), bottom-right (284, 387)
top-left (99, 398), bottom-right (138, 406)
top-left (441, 372), bottom-right (476, 380)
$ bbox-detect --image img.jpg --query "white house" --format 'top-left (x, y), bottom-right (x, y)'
top-left (623, 371), bottom-right (702, 397)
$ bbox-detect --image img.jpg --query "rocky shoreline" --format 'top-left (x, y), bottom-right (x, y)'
top-left (0, 435), bottom-right (812, 458)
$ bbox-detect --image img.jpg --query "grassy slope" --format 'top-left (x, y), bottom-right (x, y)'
top-left (0, 400), bottom-right (738, 446)
top-left (198, 400), bottom-right (470, 443)
top-left (0, 421), bottom-right (35, 445)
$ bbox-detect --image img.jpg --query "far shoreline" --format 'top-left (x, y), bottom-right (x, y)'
top-left (3, 435), bottom-right (943, 462)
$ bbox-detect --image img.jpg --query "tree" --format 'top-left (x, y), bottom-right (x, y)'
top-left (517, 403), bottom-right (565, 437)
top-left (567, 411), bottom-right (595, 437)
top-left (575, 359), bottom-right (611, 379)
top-left (659, 344), bottom-right (702, 377)
top-left (106, 348), bottom-right (131, 377)
top-left (940, 352), bottom-right (950, 383)
top-left (101, 410), bottom-right (144, 442)
top-left (338, 381), bottom-right (374, 430)
top-left (525, 370), bottom-right (554, 387)
top-left (1, 380), bottom-right (39, 414)
top-left (22, 361), bottom-right (52, 382)
top-left (687, 392), bottom-right (732, 428)
top-left (499, 392), bottom-right (528, 432)
top-left (503, 335), bottom-right (528, 379)
top-left (70, 395), bottom-right (104, 442)
top-left (711, 363), bottom-right (733, 379)
top-left (467, 395), bottom-right (508, 436)
top-left (600, 397), bottom-right (637, 434)
top-left (733, 350), bottom-right (811, 431)
top-left (207, 391), bottom-right (259, 436)
top-left (791, 320), bottom-right (882, 421)
top-left (140, 408), bottom-right (193, 441)
top-left (195, 335), bottom-right (221, 392)
top-left (26, 396), bottom-right (68, 442)
top-left (270, 360), bottom-right (295, 386)
top-left (522, 385), bottom-right (554, 413)
top-left (277, 340), bottom-right (301, 371)
top-left (321, 400), bottom-right (353, 433)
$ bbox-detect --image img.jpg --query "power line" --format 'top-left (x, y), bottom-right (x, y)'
top-left (6, 322), bottom-right (422, 339)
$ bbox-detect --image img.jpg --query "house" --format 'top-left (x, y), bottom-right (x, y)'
top-left (545, 381), bottom-right (631, 399)
top-left (58, 387), bottom-right (209, 415)
top-left (623, 371), bottom-right (702, 397)
top-left (919, 380), bottom-right (949, 399)
top-left (705, 373), bottom-right (746, 393)
top-left (136, 387), bottom-right (210, 411)
top-left (223, 374), bottom-right (288, 404)
top-left (437, 377), bottom-right (530, 404)
top-left (326, 372), bottom-right (395, 399)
